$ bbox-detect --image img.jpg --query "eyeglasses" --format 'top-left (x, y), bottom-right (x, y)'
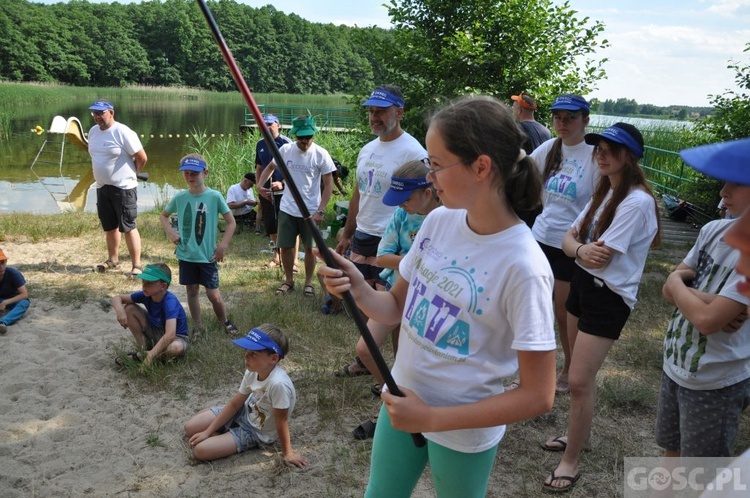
top-left (90, 110), bottom-right (109, 117)
top-left (551, 113), bottom-right (581, 124)
top-left (297, 136), bottom-right (313, 142)
top-left (425, 158), bottom-right (465, 179)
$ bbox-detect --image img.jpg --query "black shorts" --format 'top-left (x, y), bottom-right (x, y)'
top-left (96, 185), bottom-right (138, 232)
top-left (260, 194), bottom-right (283, 236)
top-left (349, 230), bottom-right (385, 284)
top-left (538, 241), bottom-right (577, 282)
top-left (178, 261), bottom-right (220, 289)
top-left (566, 267), bottom-right (630, 340)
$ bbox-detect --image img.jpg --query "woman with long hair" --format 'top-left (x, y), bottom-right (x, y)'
top-left (528, 95), bottom-right (599, 395)
top-left (542, 122), bottom-right (661, 492)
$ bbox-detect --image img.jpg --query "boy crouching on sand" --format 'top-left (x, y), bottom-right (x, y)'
top-left (184, 324), bottom-right (308, 468)
top-left (0, 249), bottom-right (30, 335)
top-left (111, 263), bottom-right (189, 366)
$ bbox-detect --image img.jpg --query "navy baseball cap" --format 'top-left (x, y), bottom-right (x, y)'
top-left (550, 94), bottom-right (590, 113)
top-left (232, 328), bottom-right (284, 358)
top-left (382, 176), bottom-right (431, 206)
top-left (680, 138), bottom-right (750, 186)
top-left (585, 122), bottom-right (645, 159)
top-left (89, 99), bottom-right (114, 111)
top-left (362, 88), bottom-right (405, 108)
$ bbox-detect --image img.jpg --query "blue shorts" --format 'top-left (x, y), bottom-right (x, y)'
top-left (210, 404), bottom-right (264, 453)
top-left (178, 261), bottom-right (219, 289)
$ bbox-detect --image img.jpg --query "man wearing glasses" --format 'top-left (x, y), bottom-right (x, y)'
top-left (87, 99), bottom-right (148, 277)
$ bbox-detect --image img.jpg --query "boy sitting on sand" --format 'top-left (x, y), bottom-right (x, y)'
top-left (0, 248), bottom-right (30, 335)
top-left (111, 263), bottom-right (189, 366)
top-left (184, 324), bottom-right (308, 468)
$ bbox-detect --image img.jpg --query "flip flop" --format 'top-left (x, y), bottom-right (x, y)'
top-left (542, 470), bottom-right (581, 493)
top-left (275, 282), bottom-right (294, 296)
top-left (352, 419), bottom-right (377, 440)
top-left (541, 436), bottom-right (592, 452)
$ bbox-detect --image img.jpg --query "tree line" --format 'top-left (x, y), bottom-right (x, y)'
top-left (590, 98), bottom-right (713, 120)
top-left (0, 0), bottom-right (392, 93)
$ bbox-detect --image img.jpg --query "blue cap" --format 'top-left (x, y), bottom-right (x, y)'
top-left (585, 122), bottom-right (644, 159)
top-left (680, 138), bottom-right (750, 186)
top-left (550, 94), bottom-right (590, 113)
top-left (382, 176), bottom-right (431, 206)
top-left (179, 156), bottom-right (207, 172)
top-left (232, 328), bottom-right (284, 359)
top-left (263, 114), bottom-right (279, 124)
top-left (89, 99), bottom-right (114, 111)
top-left (362, 88), bottom-right (405, 108)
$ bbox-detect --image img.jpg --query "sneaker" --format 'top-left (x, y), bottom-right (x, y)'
top-left (0, 323), bottom-right (6, 334)
top-left (321, 295), bottom-right (333, 315)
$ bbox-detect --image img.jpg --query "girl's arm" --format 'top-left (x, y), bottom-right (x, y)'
top-left (381, 349), bottom-right (556, 433)
top-left (316, 249), bottom-right (406, 325)
top-left (189, 392), bottom-right (247, 447)
top-left (374, 253), bottom-right (403, 271)
top-left (273, 408), bottom-right (309, 468)
top-left (562, 227), bottom-right (613, 269)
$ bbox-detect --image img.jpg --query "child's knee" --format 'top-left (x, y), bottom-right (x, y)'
top-left (186, 284), bottom-right (200, 297)
top-left (206, 289), bottom-right (223, 305)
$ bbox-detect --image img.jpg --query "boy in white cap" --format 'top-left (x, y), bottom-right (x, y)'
top-left (111, 263), bottom-right (189, 366)
top-left (184, 323), bottom-right (308, 468)
top-left (0, 248), bottom-right (30, 335)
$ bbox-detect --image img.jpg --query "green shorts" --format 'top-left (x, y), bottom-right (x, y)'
top-left (277, 211), bottom-right (314, 249)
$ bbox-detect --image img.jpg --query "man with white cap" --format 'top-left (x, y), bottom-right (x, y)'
top-left (87, 99), bottom-right (148, 277)
top-left (333, 84), bottom-right (427, 376)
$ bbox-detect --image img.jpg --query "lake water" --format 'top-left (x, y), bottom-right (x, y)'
top-left (0, 100), bottom-right (247, 214)
top-left (0, 102), bottom-right (690, 214)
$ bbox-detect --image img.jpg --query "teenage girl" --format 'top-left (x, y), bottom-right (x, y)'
top-left (529, 94), bottom-right (599, 395)
top-left (353, 159), bottom-right (441, 440)
top-left (542, 123), bottom-right (660, 492)
top-left (318, 95), bottom-right (557, 498)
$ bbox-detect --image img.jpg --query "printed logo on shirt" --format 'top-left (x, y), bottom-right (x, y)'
top-left (195, 202), bottom-right (207, 246)
top-left (545, 159), bottom-right (588, 200)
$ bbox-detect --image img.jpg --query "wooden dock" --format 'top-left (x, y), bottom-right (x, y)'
top-left (658, 200), bottom-right (703, 247)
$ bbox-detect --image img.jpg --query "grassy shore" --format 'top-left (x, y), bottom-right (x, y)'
top-left (2, 209), bottom-right (747, 497)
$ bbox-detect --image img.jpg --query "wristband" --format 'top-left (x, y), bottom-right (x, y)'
top-left (575, 244), bottom-right (584, 258)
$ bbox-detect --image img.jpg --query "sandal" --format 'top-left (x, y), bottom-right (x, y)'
top-left (352, 418), bottom-right (377, 440)
top-left (224, 320), bottom-right (240, 336)
top-left (335, 356), bottom-right (371, 377)
top-left (129, 265), bottom-right (143, 277)
top-left (542, 470), bottom-right (581, 493)
top-left (303, 284), bottom-right (315, 297)
top-left (275, 282), bottom-right (294, 296)
top-left (371, 383), bottom-right (382, 397)
top-left (95, 259), bottom-right (120, 273)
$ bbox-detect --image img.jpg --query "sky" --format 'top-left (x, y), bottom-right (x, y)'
top-left (31, 0), bottom-right (750, 107)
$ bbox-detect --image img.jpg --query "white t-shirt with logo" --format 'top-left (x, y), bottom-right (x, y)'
top-left (355, 133), bottom-right (427, 237)
top-left (277, 142), bottom-right (336, 217)
top-left (238, 365), bottom-right (296, 444)
top-left (531, 138), bottom-right (598, 248)
top-left (572, 188), bottom-right (658, 309)
top-left (395, 207), bottom-right (556, 453)
top-left (88, 122), bottom-right (144, 189)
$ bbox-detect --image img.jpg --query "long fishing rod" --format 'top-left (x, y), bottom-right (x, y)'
top-left (195, 0), bottom-right (425, 447)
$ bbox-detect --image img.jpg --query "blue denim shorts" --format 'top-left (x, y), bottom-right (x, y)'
top-left (178, 261), bottom-right (220, 289)
top-left (210, 404), bottom-right (264, 453)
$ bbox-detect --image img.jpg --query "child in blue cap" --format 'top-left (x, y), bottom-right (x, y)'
top-left (184, 323), bottom-right (308, 468)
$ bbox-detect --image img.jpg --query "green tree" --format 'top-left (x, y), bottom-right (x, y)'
top-left (384, 0), bottom-right (609, 136)
top-left (696, 43), bottom-right (750, 141)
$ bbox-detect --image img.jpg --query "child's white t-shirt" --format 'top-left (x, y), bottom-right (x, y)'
top-left (238, 365), bottom-right (296, 444)
top-left (395, 207), bottom-right (556, 453)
